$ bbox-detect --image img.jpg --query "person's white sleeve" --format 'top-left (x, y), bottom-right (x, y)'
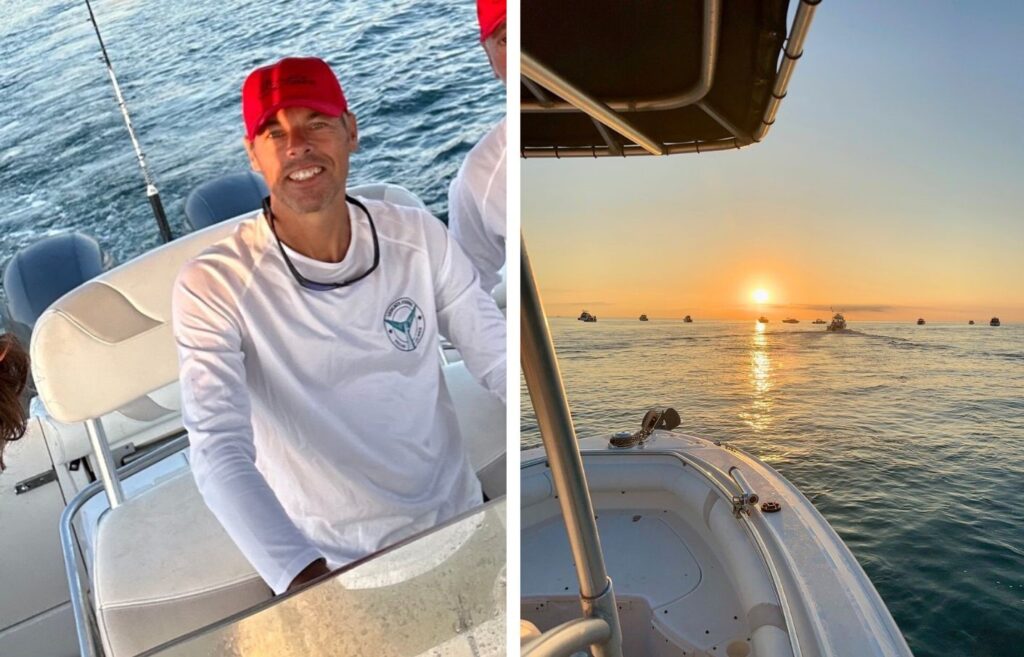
top-left (448, 159), bottom-right (505, 294)
top-left (426, 216), bottom-right (506, 404)
top-left (172, 261), bottom-right (323, 595)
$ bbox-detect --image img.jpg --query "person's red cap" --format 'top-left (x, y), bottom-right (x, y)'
top-left (476, 0), bottom-right (506, 42)
top-left (242, 57), bottom-right (348, 141)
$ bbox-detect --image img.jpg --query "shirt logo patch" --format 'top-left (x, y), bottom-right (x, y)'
top-left (383, 297), bottom-right (426, 351)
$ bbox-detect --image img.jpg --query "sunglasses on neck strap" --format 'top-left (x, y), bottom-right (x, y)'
top-left (262, 195), bottom-right (380, 291)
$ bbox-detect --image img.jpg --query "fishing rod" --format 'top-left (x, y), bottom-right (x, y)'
top-left (84, 0), bottom-right (172, 243)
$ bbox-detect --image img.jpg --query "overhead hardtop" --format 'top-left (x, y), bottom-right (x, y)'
top-left (521, 0), bottom-right (818, 158)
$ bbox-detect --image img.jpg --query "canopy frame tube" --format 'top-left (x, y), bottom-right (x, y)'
top-left (522, 0), bottom-right (721, 114)
top-left (522, 52), bottom-right (664, 155)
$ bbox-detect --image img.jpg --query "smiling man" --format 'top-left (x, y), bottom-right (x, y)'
top-left (172, 57), bottom-right (506, 595)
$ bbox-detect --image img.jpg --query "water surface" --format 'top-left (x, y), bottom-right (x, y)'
top-left (522, 319), bottom-right (1024, 657)
top-left (1, 0), bottom-right (502, 272)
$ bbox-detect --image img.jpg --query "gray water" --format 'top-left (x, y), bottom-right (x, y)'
top-left (522, 319), bottom-right (1024, 657)
top-left (0, 0), bottom-right (502, 271)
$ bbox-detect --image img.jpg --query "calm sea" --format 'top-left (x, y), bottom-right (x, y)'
top-left (0, 0), bottom-right (502, 273)
top-left (521, 318), bottom-right (1024, 657)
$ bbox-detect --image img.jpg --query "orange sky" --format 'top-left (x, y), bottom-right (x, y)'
top-left (523, 3), bottom-right (1024, 323)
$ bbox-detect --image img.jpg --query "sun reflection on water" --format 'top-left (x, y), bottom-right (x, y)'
top-left (742, 322), bottom-right (773, 431)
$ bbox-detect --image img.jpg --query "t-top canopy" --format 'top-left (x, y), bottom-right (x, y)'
top-left (521, 0), bottom-right (819, 158)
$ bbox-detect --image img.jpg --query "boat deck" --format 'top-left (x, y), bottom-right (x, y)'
top-left (523, 504), bottom-right (754, 656)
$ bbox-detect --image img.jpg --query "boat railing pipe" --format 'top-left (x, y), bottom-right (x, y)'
top-left (521, 235), bottom-right (623, 657)
top-left (61, 434), bottom-right (190, 657)
top-left (755, 0), bottom-right (820, 142)
top-left (522, 617), bottom-right (613, 657)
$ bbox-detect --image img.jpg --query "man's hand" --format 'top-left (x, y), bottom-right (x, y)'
top-left (286, 558), bottom-right (331, 593)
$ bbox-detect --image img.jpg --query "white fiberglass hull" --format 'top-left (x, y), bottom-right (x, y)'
top-left (521, 430), bottom-right (911, 657)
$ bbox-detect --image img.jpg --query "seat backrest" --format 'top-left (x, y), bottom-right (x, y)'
top-left (30, 218), bottom-right (245, 424)
top-left (3, 233), bottom-right (108, 340)
top-left (184, 172), bottom-right (268, 230)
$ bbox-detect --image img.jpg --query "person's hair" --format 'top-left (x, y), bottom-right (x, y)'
top-left (0, 333), bottom-right (30, 471)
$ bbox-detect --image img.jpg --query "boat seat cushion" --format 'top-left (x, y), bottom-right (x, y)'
top-left (30, 219), bottom-right (242, 425)
top-left (184, 172), bottom-right (269, 230)
top-left (93, 470), bottom-right (271, 657)
top-left (91, 361), bottom-right (501, 657)
top-left (3, 233), bottom-right (106, 330)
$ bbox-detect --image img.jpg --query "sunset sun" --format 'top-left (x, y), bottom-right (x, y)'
top-left (752, 289), bottom-right (770, 304)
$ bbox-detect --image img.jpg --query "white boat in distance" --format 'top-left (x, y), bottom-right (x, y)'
top-left (521, 1), bottom-right (911, 656)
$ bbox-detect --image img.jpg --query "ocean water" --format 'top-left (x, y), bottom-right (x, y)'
top-left (521, 318), bottom-right (1024, 657)
top-left (0, 0), bottom-right (502, 273)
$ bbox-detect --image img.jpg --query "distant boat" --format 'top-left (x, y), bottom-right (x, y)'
top-left (757, 316), bottom-right (769, 324)
top-left (969, 320), bottom-right (975, 325)
top-left (782, 318), bottom-right (799, 324)
top-left (639, 314), bottom-right (649, 321)
top-left (827, 313), bottom-right (847, 331)
top-left (990, 317), bottom-right (1001, 327)
top-left (578, 310), bottom-right (597, 322)
top-left (683, 315), bottom-right (693, 323)
top-left (916, 318), bottom-right (925, 325)
top-left (812, 318), bottom-right (827, 324)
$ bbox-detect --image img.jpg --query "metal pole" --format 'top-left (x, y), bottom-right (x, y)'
top-left (521, 236), bottom-right (623, 657)
top-left (84, 418), bottom-right (124, 508)
top-left (61, 496), bottom-right (99, 657)
top-left (84, 0), bottom-right (173, 243)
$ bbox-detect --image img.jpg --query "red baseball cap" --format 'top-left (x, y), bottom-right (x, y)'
top-left (242, 57), bottom-right (349, 141)
top-left (476, 0), bottom-right (506, 42)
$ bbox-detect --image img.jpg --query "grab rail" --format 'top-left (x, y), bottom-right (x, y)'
top-left (522, 618), bottom-right (612, 657)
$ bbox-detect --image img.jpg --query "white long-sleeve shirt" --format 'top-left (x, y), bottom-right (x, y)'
top-left (172, 198), bottom-right (506, 594)
top-left (448, 117), bottom-right (506, 293)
